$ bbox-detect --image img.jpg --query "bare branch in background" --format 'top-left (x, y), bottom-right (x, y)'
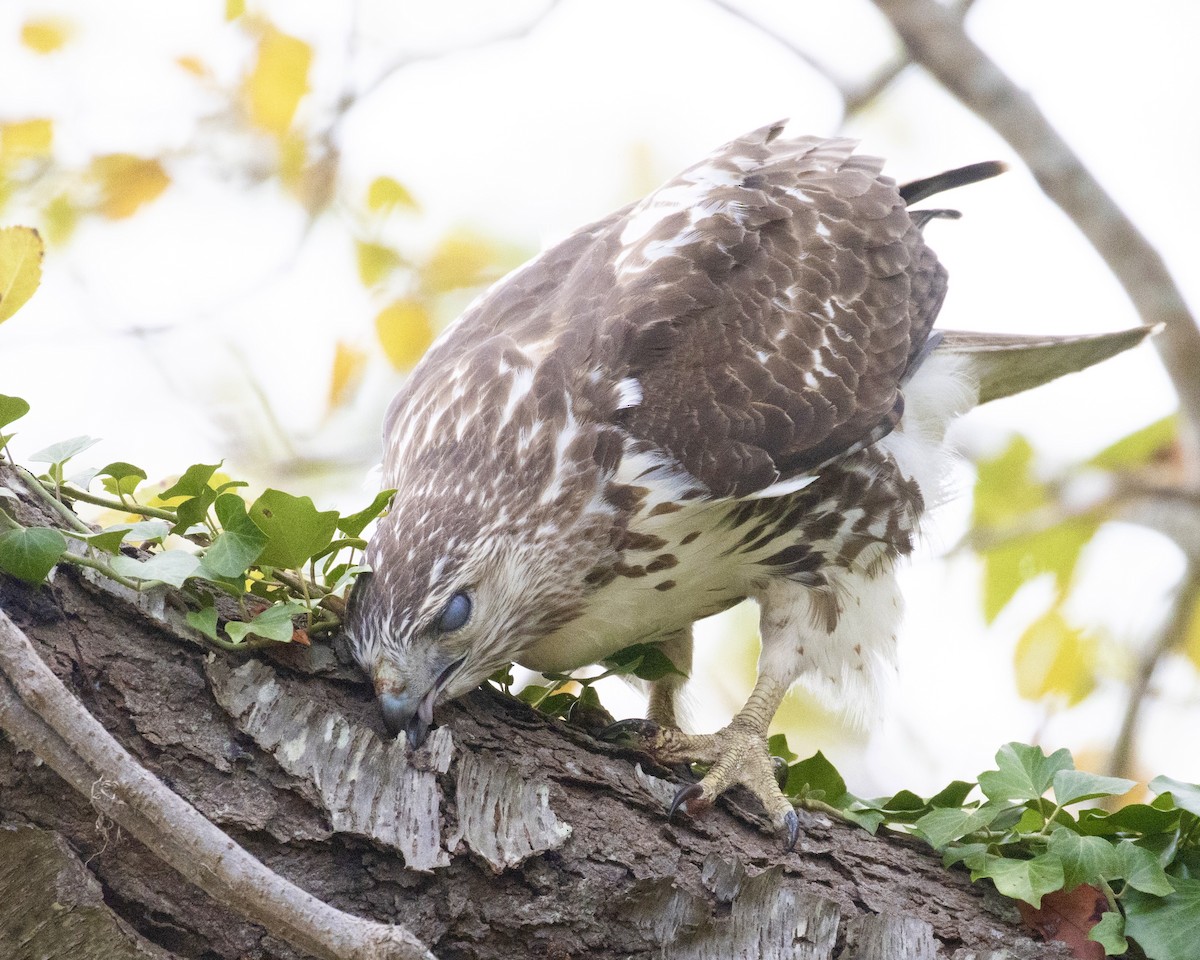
top-left (337, 0), bottom-right (565, 121)
top-left (706, 0), bottom-right (980, 119)
top-left (869, 0), bottom-right (1200, 480)
top-left (1107, 560), bottom-right (1200, 779)
top-left (0, 608), bottom-right (437, 960)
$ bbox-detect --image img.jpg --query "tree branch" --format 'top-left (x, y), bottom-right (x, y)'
top-left (0, 606), bottom-right (437, 960)
top-left (704, 0), bottom-right (980, 119)
top-left (1106, 559), bottom-right (1200, 779)
top-left (869, 0), bottom-right (1200, 478)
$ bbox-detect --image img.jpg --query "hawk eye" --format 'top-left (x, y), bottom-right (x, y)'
top-left (437, 592), bottom-right (472, 633)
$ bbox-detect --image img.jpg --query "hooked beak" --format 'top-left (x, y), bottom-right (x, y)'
top-left (376, 656), bottom-right (465, 748)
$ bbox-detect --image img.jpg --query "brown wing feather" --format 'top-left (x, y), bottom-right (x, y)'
top-left (601, 124), bottom-right (948, 498)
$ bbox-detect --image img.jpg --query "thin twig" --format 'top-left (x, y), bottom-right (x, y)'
top-left (1106, 560), bottom-right (1200, 779)
top-left (0, 608), bottom-right (437, 960)
top-left (704, 0), bottom-right (979, 119)
top-left (869, 0), bottom-right (1200, 479)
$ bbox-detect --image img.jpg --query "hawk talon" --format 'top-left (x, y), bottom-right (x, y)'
top-left (598, 717), bottom-right (662, 745)
top-left (784, 809), bottom-right (800, 852)
top-left (669, 782), bottom-right (706, 821)
top-left (771, 755), bottom-right (789, 791)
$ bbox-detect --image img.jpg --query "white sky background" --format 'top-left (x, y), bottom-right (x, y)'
top-left (1, 0), bottom-right (1198, 794)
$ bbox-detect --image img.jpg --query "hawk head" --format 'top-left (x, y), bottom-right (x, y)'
top-left (345, 491), bottom-right (610, 744)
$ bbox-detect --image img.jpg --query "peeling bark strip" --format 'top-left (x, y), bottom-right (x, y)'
top-left (207, 658), bottom-right (452, 871)
top-left (621, 860), bottom-right (841, 958)
top-left (448, 750), bottom-right (571, 872)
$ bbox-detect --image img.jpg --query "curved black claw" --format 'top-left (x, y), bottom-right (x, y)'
top-left (669, 782), bottom-right (705, 822)
top-left (784, 809), bottom-right (800, 852)
top-left (598, 717), bottom-right (662, 745)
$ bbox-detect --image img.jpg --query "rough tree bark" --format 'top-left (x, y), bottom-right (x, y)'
top-left (0, 465), bottom-right (1066, 960)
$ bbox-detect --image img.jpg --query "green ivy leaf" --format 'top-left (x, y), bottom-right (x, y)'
top-left (517, 683), bottom-right (551, 705)
top-left (105, 519), bottom-right (172, 544)
top-left (0, 526), bottom-right (66, 583)
top-left (601, 642), bottom-right (684, 682)
top-left (326, 563), bottom-right (370, 595)
top-left (942, 841), bottom-right (989, 869)
top-left (185, 606), bottom-right (220, 641)
top-left (159, 462), bottom-right (221, 501)
top-left (1047, 827), bottom-right (1119, 891)
top-left (914, 805), bottom-right (1003, 849)
top-left (768, 733), bottom-right (798, 764)
top-left (97, 461), bottom-right (147, 498)
top-left (224, 600), bottom-right (307, 645)
top-left (337, 489), bottom-right (395, 538)
top-left (1123, 876), bottom-right (1200, 960)
top-left (0, 394), bottom-right (30, 429)
top-left (248, 489), bottom-right (338, 569)
top-left (537, 692), bottom-right (577, 718)
top-left (1053, 770), bottom-right (1137, 806)
top-left (488, 664), bottom-right (515, 691)
top-left (201, 494), bottom-right (267, 578)
top-left (978, 742), bottom-right (1074, 803)
top-left (1116, 841), bottom-right (1175, 896)
top-left (784, 751), bottom-right (847, 805)
top-left (312, 537), bottom-right (368, 568)
top-left (1150, 776), bottom-right (1200, 819)
top-left (882, 789), bottom-right (929, 812)
top-left (930, 780), bottom-right (977, 808)
top-left (173, 489), bottom-right (217, 535)
top-left (969, 852), bottom-right (1064, 908)
top-left (110, 550), bottom-right (201, 588)
top-left (1088, 911), bottom-right (1128, 956)
top-left (80, 528), bottom-right (128, 554)
top-left (1078, 803), bottom-right (1180, 837)
top-left (29, 435), bottom-right (100, 468)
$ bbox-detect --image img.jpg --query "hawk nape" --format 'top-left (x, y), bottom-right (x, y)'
top-left (345, 122), bottom-right (1152, 847)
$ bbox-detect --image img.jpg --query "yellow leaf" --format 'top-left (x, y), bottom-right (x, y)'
top-left (366, 176), bottom-right (418, 213)
top-left (1, 119), bottom-right (54, 158)
top-left (89, 154), bottom-right (170, 219)
top-left (328, 341), bottom-right (367, 409)
top-left (356, 241), bottom-right (403, 287)
top-left (43, 194), bottom-right (78, 245)
top-left (0, 226), bottom-right (45, 324)
top-left (225, 0), bottom-right (246, 20)
top-left (375, 301), bottom-right (434, 370)
top-left (20, 17), bottom-right (71, 54)
top-left (421, 228), bottom-right (516, 295)
top-left (176, 56), bottom-right (209, 78)
top-left (277, 133), bottom-right (307, 188)
top-left (244, 29), bottom-right (312, 136)
top-left (1014, 608), bottom-right (1096, 706)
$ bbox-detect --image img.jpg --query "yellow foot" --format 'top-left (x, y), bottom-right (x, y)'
top-left (601, 718), bottom-right (800, 850)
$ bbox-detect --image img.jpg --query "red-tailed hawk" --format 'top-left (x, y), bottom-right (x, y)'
top-left (346, 122), bottom-right (1150, 845)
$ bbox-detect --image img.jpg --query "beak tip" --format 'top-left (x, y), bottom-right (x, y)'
top-left (405, 716), bottom-right (431, 748)
top-left (378, 691), bottom-right (414, 739)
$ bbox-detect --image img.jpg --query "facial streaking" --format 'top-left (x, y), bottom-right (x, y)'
top-left (344, 495), bottom-right (613, 746)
